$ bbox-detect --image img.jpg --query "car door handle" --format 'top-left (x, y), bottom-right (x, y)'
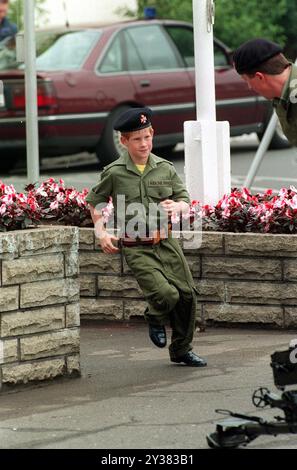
top-left (139, 80), bottom-right (151, 87)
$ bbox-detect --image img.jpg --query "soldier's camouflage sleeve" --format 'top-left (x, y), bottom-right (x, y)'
top-left (85, 169), bottom-right (113, 207)
top-left (171, 166), bottom-right (191, 204)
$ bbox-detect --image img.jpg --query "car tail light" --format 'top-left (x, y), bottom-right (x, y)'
top-left (11, 80), bottom-right (58, 112)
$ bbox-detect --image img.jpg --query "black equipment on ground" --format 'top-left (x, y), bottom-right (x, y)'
top-left (206, 343), bottom-right (297, 448)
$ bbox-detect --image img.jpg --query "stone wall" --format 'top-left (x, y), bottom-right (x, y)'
top-left (0, 227), bottom-right (80, 390)
top-left (2, 226), bottom-right (295, 389)
top-left (79, 228), bottom-right (297, 329)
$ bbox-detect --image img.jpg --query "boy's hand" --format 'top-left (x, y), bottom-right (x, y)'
top-left (99, 233), bottom-right (119, 254)
top-left (160, 200), bottom-right (183, 214)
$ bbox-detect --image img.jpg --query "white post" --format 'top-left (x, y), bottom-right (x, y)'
top-left (184, 0), bottom-right (230, 205)
top-left (193, 0), bottom-right (216, 121)
top-left (24, 0), bottom-right (39, 182)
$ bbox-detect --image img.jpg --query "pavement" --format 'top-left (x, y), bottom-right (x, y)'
top-left (1, 321), bottom-right (297, 450)
top-left (0, 136), bottom-right (259, 193)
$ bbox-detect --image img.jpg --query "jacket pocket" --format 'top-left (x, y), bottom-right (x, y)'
top-left (147, 185), bottom-right (173, 201)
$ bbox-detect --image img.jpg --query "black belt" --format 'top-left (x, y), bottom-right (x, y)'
top-left (121, 237), bottom-right (157, 247)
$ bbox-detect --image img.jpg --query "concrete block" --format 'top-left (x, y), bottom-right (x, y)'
top-left (1, 306), bottom-right (65, 337)
top-left (20, 329), bottom-right (80, 361)
top-left (98, 276), bottom-right (143, 298)
top-left (124, 300), bottom-right (147, 319)
top-left (79, 228), bottom-right (94, 250)
top-left (80, 275), bottom-right (96, 297)
top-left (0, 286), bottom-right (19, 312)
top-left (226, 281), bottom-right (297, 305)
top-left (66, 354), bottom-right (81, 376)
top-left (18, 227), bottom-right (78, 256)
top-left (20, 278), bottom-right (79, 308)
top-left (225, 233), bottom-right (297, 257)
top-left (204, 303), bottom-right (284, 326)
top-left (80, 252), bottom-right (121, 274)
top-left (2, 358), bottom-right (66, 384)
top-left (202, 256), bottom-right (282, 280)
top-left (80, 298), bottom-right (123, 320)
top-left (195, 280), bottom-right (225, 302)
top-left (2, 254), bottom-right (64, 285)
top-left (66, 303), bottom-right (80, 327)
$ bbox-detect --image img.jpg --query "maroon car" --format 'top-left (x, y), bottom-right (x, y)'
top-left (0, 19), bottom-right (288, 171)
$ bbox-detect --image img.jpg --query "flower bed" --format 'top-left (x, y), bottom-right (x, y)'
top-left (202, 187), bottom-right (297, 234)
top-left (26, 178), bottom-right (91, 227)
top-left (0, 178), bottom-right (92, 231)
top-left (1, 180), bottom-right (297, 235)
top-left (0, 182), bottom-right (40, 231)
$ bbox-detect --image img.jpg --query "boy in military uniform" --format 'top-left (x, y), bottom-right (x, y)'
top-left (86, 107), bottom-right (207, 367)
top-left (233, 38), bottom-right (297, 146)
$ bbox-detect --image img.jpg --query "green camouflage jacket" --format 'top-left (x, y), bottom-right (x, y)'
top-left (273, 63), bottom-right (297, 146)
top-left (86, 151), bottom-right (190, 234)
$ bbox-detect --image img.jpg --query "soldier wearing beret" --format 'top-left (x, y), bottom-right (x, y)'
top-left (233, 38), bottom-right (297, 146)
top-left (86, 107), bottom-right (207, 367)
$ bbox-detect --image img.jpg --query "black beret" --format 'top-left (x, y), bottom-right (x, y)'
top-left (233, 38), bottom-right (283, 74)
top-left (113, 107), bottom-right (153, 133)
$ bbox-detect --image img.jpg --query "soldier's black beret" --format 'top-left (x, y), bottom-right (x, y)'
top-left (233, 38), bottom-right (283, 74)
top-left (113, 107), bottom-right (153, 132)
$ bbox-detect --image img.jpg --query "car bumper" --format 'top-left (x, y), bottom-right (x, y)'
top-left (0, 113), bottom-right (105, 154)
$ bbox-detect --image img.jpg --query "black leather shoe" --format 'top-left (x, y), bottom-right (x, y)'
top-left (148, 324), bottom-right (167, 348)
top-left (171, 351), bottom-right (207, 367)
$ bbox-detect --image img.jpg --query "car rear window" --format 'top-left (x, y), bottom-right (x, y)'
top-left (0, 30), bottom-right (101, 71)
top-left (35, 30), bottom-right (101, 70)
top-left (165, 26), bottom-right (195, 68)
top-left (124, 25), bottom-right (180, 71)
top-left (98, 24), bottom-right (180, 74)
top-left (165, 26), bottom-right (229, 68)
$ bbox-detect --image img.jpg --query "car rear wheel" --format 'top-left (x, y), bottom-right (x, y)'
top-left (257, 116), bottom-right (291, 150)
top-left (96, 105), bottom-right (132, 169)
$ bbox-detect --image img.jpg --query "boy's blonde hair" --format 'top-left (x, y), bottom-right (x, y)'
top-left (120, 126), bottom-right (154, 140)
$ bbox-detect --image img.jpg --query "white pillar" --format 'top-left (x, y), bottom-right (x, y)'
top-left (184, 0), bottom-right (230, 205)
top-left (193, 0), bottom-right (216, 121)
top-left (24, 0), bottom-right (39, 182)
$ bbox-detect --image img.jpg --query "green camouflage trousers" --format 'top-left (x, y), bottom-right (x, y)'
top-left (123, 237), bottom-right (197, 359)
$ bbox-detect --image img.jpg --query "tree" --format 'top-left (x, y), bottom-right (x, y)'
top-left (117, 0), bottom-right (192, 22)
top-left (278, 0), bottom-right (297, 59)
top-left (8, 0), bottom-right (48, 30)
top-left (214, 0), bottom-right (287, 50)
top-left (119, 0), bottom-right (288, 50)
